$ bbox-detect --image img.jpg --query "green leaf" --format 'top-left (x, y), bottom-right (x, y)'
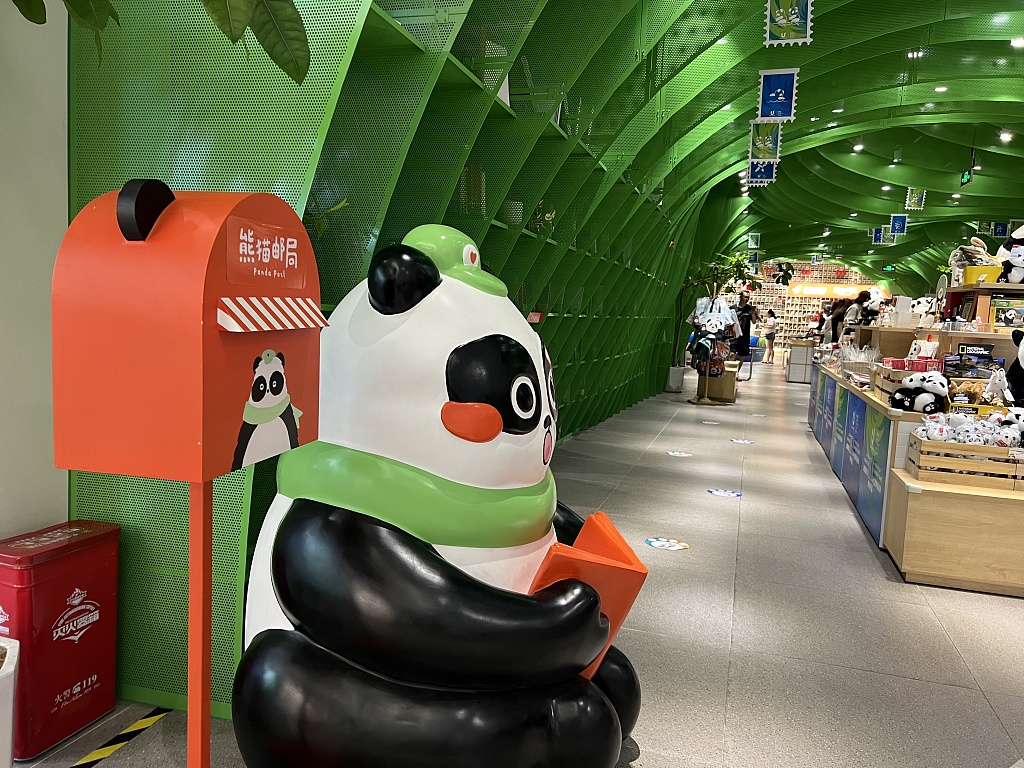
top-left (324, 198), bottom-right (348, 214)
top-left (199, 0), bottom-right (257, 43)
top-left (12, 0), bottom-right (46, 24)
top-left (249, 0), bottom-right (310, 84)
top-left (63, 0), bottom-right (117, 31)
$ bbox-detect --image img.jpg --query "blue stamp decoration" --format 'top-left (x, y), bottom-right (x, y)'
top-left (708, 489), bottom-right (743, 498)
top-left (872, 227), bottom-right (884, 245)
top-left (749, 160), bottom-right (778, 183)
top-left (890, 214), bottom-right (908, 235)
top-left (645, 537), bottom-right (689, 551)
top-left (758, 68), bottom-right (799, 121)
top-left (995, 222), bottom-right (1009, 238)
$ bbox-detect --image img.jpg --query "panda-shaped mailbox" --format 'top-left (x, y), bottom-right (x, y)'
top-left (236, 224), bottom-right (648, 768)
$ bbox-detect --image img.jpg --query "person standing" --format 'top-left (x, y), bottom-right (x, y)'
top-left (828, 299), bottom-right (853, 344)
top-left (732, 290), bottom-right (760, 379)
top-left (761, 309), bottom-right (777, 364)
top-left (843, 290), bottom-right (872, 336)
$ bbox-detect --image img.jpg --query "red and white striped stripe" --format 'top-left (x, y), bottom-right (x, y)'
top-left (217, 297), bottom-right (328, 333)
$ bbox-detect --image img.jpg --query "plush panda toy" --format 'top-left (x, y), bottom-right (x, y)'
top-left (893, 371), bottom-right (950, 414)
top-left (234, 225), bottom-right (640, 768)
top-left (996, 225), bottom-right (1024, 284)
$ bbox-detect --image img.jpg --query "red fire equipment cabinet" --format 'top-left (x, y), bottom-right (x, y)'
top-left (0, 522), bottom-right (120, 760)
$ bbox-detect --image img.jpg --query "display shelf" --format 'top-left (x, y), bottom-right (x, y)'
top-left (360, 3), bottom-right (427, 53)
top-left (946, 282), bottom-right (1024, 294)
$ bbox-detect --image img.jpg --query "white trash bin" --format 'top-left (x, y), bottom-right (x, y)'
top-left (0, 638), bottom-right (18, 768)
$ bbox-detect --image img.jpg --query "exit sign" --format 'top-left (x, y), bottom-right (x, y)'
top-left (881, 264), bottom-right (896, 273)
top-left (960, 168), bottom-right (973, 187)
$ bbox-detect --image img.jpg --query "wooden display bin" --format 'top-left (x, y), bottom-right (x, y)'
top-left (885, 468), bottom-right (1024, 598)
top-left (906, 433), bottom-right (1019, 491)
top-left (697, 361), bottom-right (739, 403)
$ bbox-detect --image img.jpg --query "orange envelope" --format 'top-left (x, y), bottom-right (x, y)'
top-left (529, 512), bottom-right (648, 679)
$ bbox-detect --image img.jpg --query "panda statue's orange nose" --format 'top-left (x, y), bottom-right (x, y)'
top-left (441, 401), bottom-right (503, 443)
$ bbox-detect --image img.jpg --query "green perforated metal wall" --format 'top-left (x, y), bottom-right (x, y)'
top-left (69, 469), bottom-right (252, 717)
top-left (68, 0), bottom-right (1024, 712)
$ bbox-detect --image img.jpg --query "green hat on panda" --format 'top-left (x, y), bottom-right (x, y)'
top-left (402, 224), bottom-right (507, 297)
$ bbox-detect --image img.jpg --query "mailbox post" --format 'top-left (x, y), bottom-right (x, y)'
top-left (52, 180), bottom-right (324, 768)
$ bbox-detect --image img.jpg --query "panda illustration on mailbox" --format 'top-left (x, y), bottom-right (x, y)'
top-left (232, 349), bottom-right (301, 470)
top-left (234, 224), bottom-right (647, 768)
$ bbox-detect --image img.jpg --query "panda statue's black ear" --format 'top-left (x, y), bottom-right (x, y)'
top-left (276, 352), bottom-right (285, 366)
top-left (253, 356), bottom-right (263, 372)
top-left (1013, 329), bottom-right (1024, 348)
top-left (117, 179), bottom-right (175, 241)
top-left (367, 244), bottom-right (441, 315)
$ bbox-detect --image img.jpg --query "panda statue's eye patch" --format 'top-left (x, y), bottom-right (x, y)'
top-left (251, 376), bottom-right (268, 403)
top-left (447, 335), bottom-right (541, 435)
top-left (269, 371), bottom-right (285, 396)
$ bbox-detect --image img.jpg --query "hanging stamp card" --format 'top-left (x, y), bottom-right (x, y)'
top-left (750, 122), bottom-right (782, 161)
top-left (766, 0), bottom-right (813, 46)
top-left (758, 68), bottom-right (799, 122)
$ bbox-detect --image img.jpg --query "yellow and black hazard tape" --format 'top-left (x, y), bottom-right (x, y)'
top-left (73, 707), bottom-right (171, 767)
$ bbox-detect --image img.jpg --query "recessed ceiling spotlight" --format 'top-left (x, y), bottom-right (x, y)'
top-left (739, 170), bottom-right (747, 177)
top-left (818, 243), bottom-right (826, 248)
top-left (743, 209), bottom-right (749, 215)
top-left (1012, 37), bottom-right (1024, 48)
top-left (935, 86), bottom-right (948, 92)
top-left (741, 186), bottom-right (749, 192)
top-left (994, 13), bottom-right (1010, 24)
top-left (827, 121), bottom-right (839, 128)
top-left (888, 164), bottom-right (896, 168)
top-left (907, 50), bottom-right (924, 59)
top-left (952, 193), bottom-right (961, 198)
top-left (742, 192), bottom-right (749, 197)
top-left (850, 212), bottom-right (858, 217)
top-left (717, 38), bottom-right (728, 44)
top-left (832, 108), bottom-right (844, 113)
top-left (1001, 131), bottom-right (1013, 142)
top-left (853, 144), bottom-right (864, 151)
top-left (881, 185), bottom-right (892, 191)
top-left (722, 103), bottom-right (732, 110)
top-left (953, 201), bottom-right (960, 205)
top-left (867, 250), bottom-right (875, 254)
top-left (810, 116), bottom-right (820, 122)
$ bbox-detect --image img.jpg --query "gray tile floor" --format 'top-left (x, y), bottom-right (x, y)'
top-left (27, 364), bottom-right (1024, 767)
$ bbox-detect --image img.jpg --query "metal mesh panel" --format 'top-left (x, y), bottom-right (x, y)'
top-left (71, 468), bottom-right (251, 712)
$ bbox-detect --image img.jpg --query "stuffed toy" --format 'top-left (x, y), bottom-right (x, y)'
top-left (1002, 407), bottom-right (1024, 433)
top-left (995, 426), bottom-right (1021, 448)
top-left (235, 225), bottom-right (642, 768)
top-left (889, 388), bottom-right (919, 411)
top-left (902, 371), bottom-right (950, 414)
top-left (859, 294), bottom-right (882, 326)
top-left (925, 422), bottom-right (952, 441)
top-left (910, 297), bottom-right (938, 323)
top-left (996, 225), bottom-right (1024, 284)
top-left (983, 369), bottom-right (1012, 407)
top-left (951, 380), bottom-right (986, 404)
top-left (1005, 329), bottom-right (1024, 407)
top-left (949, 237), bottom-right (998, 284)
top-left (947, 412), bottom-right (972, 429)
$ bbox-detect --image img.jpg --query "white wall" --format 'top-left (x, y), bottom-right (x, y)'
top-left (0, 3), bottom-right (69, 537)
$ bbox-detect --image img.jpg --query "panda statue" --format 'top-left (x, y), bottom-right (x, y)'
top-left (233, 225), bottom-right (641, 768)
top-left (1005, 329), bottom-right (1024, 407)
top-left (996, 225), bottom-right (1024, 284)
top-left (232, 350), bottom-right (300, 470)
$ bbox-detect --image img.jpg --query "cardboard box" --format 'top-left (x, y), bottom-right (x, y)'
top-left (963, 265), bottom-right (1003, 284)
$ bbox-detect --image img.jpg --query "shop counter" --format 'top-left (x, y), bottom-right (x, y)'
top-left (884, 468), bottom-right (1024, 598)
top-left (808, 365), bottom-right (921, 546)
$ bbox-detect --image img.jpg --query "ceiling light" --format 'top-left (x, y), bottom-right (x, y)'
top-left (907, 50), bottom-right (924, 59)
top-left (742, 192), bottom-right (749, 197)
top-left (722, 103), bottom-right (732, 110)
top-left (974, 164), bottom-right (982, 170)
top-left (935, 86), bottom-right (948, 92)
top-left (994, 13), bottom-right (1009, 24)
top-left (867, 250), bottom-right (875, 254)
top-left (810, 116), bottom-right (820, 122)
top-left (741, 186), bottom-right (749, 192)
top-left (739, 170), bottom-right (747, 177)
top-left (952, 193), bottom-right (961, 198)
top-left (924, 102), bottom-right (935, 109)
top-left (823, 228), bottom-right (831, 236)
top-left (881, 185), bottom-right (892, 191)
top-left (853, 144), bottom-right (864, 151)
top-left (850, 213), bottom-right (858, 217)
top-left (953, 201), bottom-right (960, 205)
top-left (1001, 131), bottom-right (1013, 142)
top-left (888, 164), bottom-right (896, 168)
top-left (1012, 38), bottom-right (1024, 49)
top-left (832, 108), bottom-right (844, 113)
top-left (743, 210), bottom-right (749, 215)
top-left (827, 121), bottom-right (839, 128)
top-left (717, 38), bottom-right (728, 44)
top-left (818, 243), bottom-right (826, 248)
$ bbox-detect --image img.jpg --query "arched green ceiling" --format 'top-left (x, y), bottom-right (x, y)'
top-left (69, 0), bottom-right (1024, 436)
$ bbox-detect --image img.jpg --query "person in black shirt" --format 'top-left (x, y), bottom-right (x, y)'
top-left (732, 290), bottom-right (759, 380)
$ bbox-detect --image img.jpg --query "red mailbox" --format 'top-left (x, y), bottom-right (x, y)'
top-left (52, 180), bottom-right (323, 482)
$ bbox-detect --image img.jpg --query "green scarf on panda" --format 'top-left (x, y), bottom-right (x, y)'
top-left (276, 441), bottom-right (555, 548)
top-left (243, 395), bottom-right (302, 427)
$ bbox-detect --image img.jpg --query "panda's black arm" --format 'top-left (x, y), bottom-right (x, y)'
top-left (272, 499), bottom-right (609, 690)
top-left (553, 500), bottom-right (586, 545)
top-left (281, 404), bottom-right (299, 448)
top-left (232, 423), bottom-right (257, 471)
